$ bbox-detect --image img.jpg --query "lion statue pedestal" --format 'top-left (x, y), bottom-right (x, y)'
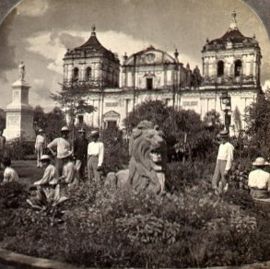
top-left (105, 120), bottom-right (166, 194)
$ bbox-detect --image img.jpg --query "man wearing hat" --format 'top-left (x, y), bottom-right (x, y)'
top-left (58, 151), bottom-right (79, 188)
top-left (47, 126), bottom-right (72, 177)
top-left (248, 157), bottom-right (270, 199)
top-left (74, 128), bottom-right (88, 180)
top-left (33, 155), bottom-right (57, 186)
top-left (212, 130), bottom-right (234, 194)
top-left (35, 129), bottom-right (47, 168)
top-left (87, 130), bottom-right (104, 182)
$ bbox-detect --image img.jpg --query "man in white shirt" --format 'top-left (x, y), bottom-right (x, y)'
top-left (248, 157), bottom-right (270, 199)
top-left (47, 126), bottom-right (71, 177)
top-left (212, 130), bottom-right (234, 194)
top-left (33, 155), bottom-right (57, 186)
top-left (35, 129), bottom-right (47, 168)
top-left (87, 130), bottom-right (104, 182)
top-left (2, 157), bottom-right (19, 183)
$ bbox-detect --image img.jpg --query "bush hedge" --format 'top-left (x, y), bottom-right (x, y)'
top-left (0, 177), bottom-right (268, 268)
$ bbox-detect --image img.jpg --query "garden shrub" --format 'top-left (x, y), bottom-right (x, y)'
top-left (166, 160), bottom-right (215, 192)
top-left (6, 139), bottom-right (35, 160)
top-left (0, 180), bottom-right (268, 268)
top-left (101, 127), bottom-right (129, 174)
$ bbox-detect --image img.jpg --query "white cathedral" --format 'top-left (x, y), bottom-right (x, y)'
top-left (62, 12), bottom-right (262, 132)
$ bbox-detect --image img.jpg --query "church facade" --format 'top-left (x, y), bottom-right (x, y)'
top-left (62, 13), bottom-right (262, 133)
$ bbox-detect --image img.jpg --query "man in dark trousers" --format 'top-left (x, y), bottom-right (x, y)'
top-left (74, 128), bottom-right (88, 180)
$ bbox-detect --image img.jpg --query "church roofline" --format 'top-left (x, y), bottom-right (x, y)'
top-left (63, 25), bottom-right (119, 62)
top-left (202, 11), bottom-right (260, 52)
top-left (123, 46), bottom-right (183, 66)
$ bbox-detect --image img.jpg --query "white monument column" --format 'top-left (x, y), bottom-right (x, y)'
top-left (3, 61), bottom-right (35, 141)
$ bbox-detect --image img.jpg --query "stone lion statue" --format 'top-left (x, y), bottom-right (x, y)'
top-left (105, 120), bottom-right (165, 194)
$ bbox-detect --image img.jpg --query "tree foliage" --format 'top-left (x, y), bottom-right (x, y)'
top-left (33, 106), bottom-right (47, 133)
top-left (124, 100), bottom-right (219, 160)
top-left (203, 109), bottom-right (221, 131)
top-left (33, 106), bottom-right (66, 141)
top-left (51, 84), bottom-right (95, 122)
top-left (245, 94), bottom-right (270, 157)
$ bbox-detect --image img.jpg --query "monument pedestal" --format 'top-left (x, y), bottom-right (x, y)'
top-left (3, 79), bottom-right (35, 141)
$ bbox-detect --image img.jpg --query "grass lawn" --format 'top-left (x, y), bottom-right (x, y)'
top-left (0, 160), bottom-right (43, 187)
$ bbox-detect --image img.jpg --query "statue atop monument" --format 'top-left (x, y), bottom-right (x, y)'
top-left (19, 61), bottom-right (25, 81)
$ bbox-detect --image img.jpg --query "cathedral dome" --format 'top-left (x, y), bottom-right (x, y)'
top-left (64, 26), bottom-right (119, 62)
top-left (202, 11), bottom-right (259, 52)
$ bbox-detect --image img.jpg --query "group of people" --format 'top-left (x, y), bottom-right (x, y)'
top-left (33, 126), bottom-right (104, 188)
top-left (2, 124), bottom-right (270, 200)
top-left (0, 126), bottom-right (104, 188)
top-left (212, 129), bottom-right (270, 200)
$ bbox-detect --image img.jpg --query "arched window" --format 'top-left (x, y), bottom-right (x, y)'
top-left (73, 67), bottom-right (79, 82)
top-left (234, 60), bottom-right (242, 77)
top-left (85, 67), bottom-right (91, 81)
top-left (217, 61), bottom-right (224, 77)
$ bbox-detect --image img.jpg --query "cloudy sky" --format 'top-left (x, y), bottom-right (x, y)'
top-left (0, 0), bottom-right (270, 111)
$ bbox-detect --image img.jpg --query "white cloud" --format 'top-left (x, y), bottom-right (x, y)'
top-left (17, 0), bottom-right (49, 17)
top-left (26, 31), bottom-right (66, 74)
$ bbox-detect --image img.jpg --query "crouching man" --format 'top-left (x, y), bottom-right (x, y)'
top-left (58, 151), bottom-right (79, 188)
top-left (33, 155), bottom-right (58, 187)
top-left (248, 157), bottom-right (270, 199)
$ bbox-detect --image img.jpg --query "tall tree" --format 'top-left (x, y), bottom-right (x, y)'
top-left (46, 107), bottom-right (66, 141)
top-left (33, 105), bottom-right (47, 133)
top-left (124, 100), bottom-right (217, 160)
top-left (245, 94), bottom-right (270, 157)
top-left (51, 84), bottom-right (95, 128)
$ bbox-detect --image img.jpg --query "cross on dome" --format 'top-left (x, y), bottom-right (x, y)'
top-left (91, 24), bottom-right (96, 35)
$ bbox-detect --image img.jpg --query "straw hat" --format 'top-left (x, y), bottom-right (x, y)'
top-left (219, 130), bottom-right (229, 137)
top-left (40, 155), bottom-right (51, 161)
top-left (61, 126), bottom-right (69, 132)
top-left (38, 128), bottom-right (44, 133)
top-left (252, 157), bottom-right (269, 166)
top-left (90, 130), bottom-right (99, 137)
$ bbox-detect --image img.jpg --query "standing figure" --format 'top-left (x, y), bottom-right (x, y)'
top-left (74, 128), bottom-right (88, 180)
top-left (19, 61), bottom-right (25, 81)
top-left (248, 157), bottom-right (270, 199)
top-left (212, 130), bottom-right (234, 194)
top-left (87, 130), bottom-right (104, 182)
top-left (0, 130), bottom-right (6, 168)
top-left (47, 126), bottom-right (72, 177)
top-left (2, 157), bottom-right (19, 184)
top-left (35, 129), bottom-right (47, 168)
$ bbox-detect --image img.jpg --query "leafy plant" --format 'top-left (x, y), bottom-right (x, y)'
top-left (26, 184), bottom-right (68, 226)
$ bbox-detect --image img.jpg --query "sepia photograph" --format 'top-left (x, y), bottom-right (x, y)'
top-left (0, 0), bottom-right (270, 268)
